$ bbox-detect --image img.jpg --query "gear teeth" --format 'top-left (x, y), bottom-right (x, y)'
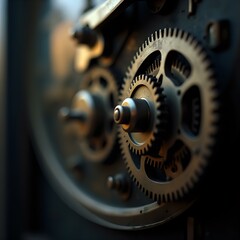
top-left (150, 33), bottom-right (155, 42)
top-left (188, 35), bottom-right (195, 45)
top-left (146, 59), bottom-right (161, 76)
top-left (192, 39), bottom-right (199, 49)
top-left (196, 44), bottom-right (205, 55)
top-left (183, 31), bottom-right (191, 41)
top-left (169, 28), bottom-right (174, 37)
top-left (179, 29), bottom-right (185, 39)
top-left (123, 74), bottom-right (167, 156)
top-left (171, 59), bottom-right (190, 80)
top-left (118, 27), bottom-right (219, 204)
top-left (144, 40), bottom-right (148, 48)
top-left (173, 28), bottom-right (179, 37)
top-left (145, 155), bottom-right (164, 168)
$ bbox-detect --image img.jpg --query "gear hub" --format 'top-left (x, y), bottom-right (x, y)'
top-left (114, 74), bottom-right (166, 155)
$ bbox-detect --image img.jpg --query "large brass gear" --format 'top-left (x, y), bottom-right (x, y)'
top-left (117, 28), bottom-right (219, 203)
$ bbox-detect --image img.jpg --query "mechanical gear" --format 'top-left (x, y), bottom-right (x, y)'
top-left (118, 28), bottom-right (219, 203)
top-left (115, 74), bottom-right (166, 155)
top-left (68, 66), bottom-right (119, 162)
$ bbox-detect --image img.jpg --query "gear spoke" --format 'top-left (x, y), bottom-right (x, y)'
top-left (178, 74), bottom-right (198, 96)
top-left (177, 133), bottom-right (201, 155)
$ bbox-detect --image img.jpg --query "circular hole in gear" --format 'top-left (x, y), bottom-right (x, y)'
top-left (144, 140), bottom-right (191, 182)
top-left (165, 50), bottom-right (191, 86)
top-left (135, 50), bottom-right (161, 77)
top-left (182, 85), bottom-right (201, 136)
top-left (145, 163), bottom-right (167, 182)
top-left (100, 77), bottom-right (108, 87)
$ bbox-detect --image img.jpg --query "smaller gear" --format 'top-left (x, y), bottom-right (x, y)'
top-left (60, 66), bottom-right (119, 162)
top-left (114, 74), bottom-right (166, 155)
